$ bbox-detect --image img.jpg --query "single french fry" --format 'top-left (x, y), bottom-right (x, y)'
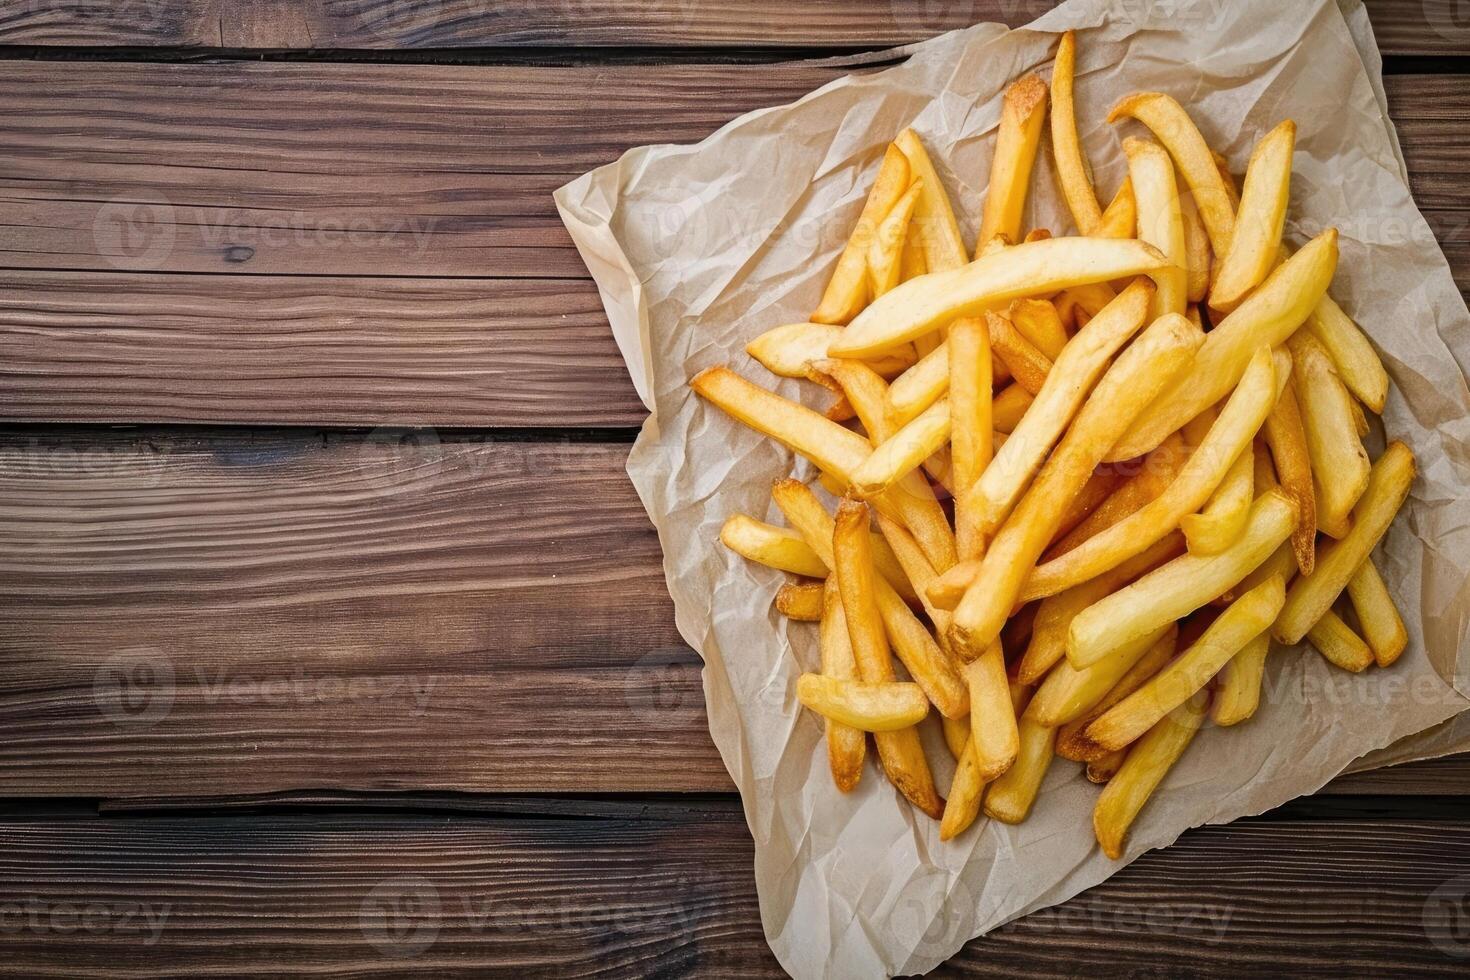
top-left (1123, 136), bottom-right (1188, 317)
top-left (1028, 623), bottom-right (1176, 729)
top-left (942, 713), bottom-right (970, 761)
top-left (1050, 30), bottom-right (1103, 234)
top-left (1178, 183), bottom-right (1211, 303)
top-left (983, 709), bottom-right (1056, 824)
top-left (1109, 92), bottom-right (1236, 255)
top-left (950, 319), bottom-right (993, 560)
top-left (1306, 296), bottom-right (1388, 414)
top-left (965, 644), bottom-right (1018, 781)
top-left (1211, 630), bottom-right (1270, 726)
top-left (951, 313), bottom-right (1202, 658)
top-left (1106, 228), bottom-right (1338, 462)
top-left (987, 311), bottom-right (1055, 395)
top-left (747, 322), bottom-right (914, 380)
top-left (1263, 376), bottom-right (1317, 575)
top-left (1008, 298), bottom-right (1068, 360)
top-left (850, 397), bottom-right (951, 498)
top-left (875, 512), bottom-right (956, 651)
top-left (1347, 558), bottom-right (1408, 667)
top-left (978, 74), bottom-right (1049, 250)
top-left (1067, 490), bottom-right (1298, 669)
top-left (1087, 750), bottom-right (1126, 783)
top-left (1082, 575), bottom-right (1284, 753)
top-left (812, 145), bottom-right (911, 325)
top-left (829, 237), bottom-right (1171, 359)
top-left (1274, 445), bottom-right (1416, 647)
top-left (968, 281), bottom-right (1154, 536)
top-left (1095, 176), bottom-right (1137, 238)
top-left (1025, 348), bottom-right (1277, 599)
top-left (721, 514), bottom-right (830, 578)
top-left (1093, 690), bottom-right (1207, 860)
top-left (894, 129), bottom-right (969, 274)
top-left (1052, 469), bottom-right (1127, 546)
top-left (1307, 609), bottom-right (1374, 672)
top-left (1017, 534), bottom-right (1184, 685)
top-left (886, 344), bottom-right (949, 429)
top-left (992, 383), bottom-right (1034, 433)
top-left (1217, 541), bottom-right (1296, 605)
top-left (1045, 433), bottom-right (1190, 560)
top-left (1288, 331), bottom-right (1369, 538)
top-left (900, 222), bottom-right (928, 283)
top-left (1210, 121), bottom-right (1295, 310)
top-left (775, 581), bottom-right (824, 621)
top-left (1180, 436), bottom-right (1255, 555)
top-left (867, 181), bottom-right (924, 299)
top-left (816, 357), bottom-right (897, 442)
top-left (1213, 149), bottom-right (1241, 209)
top-left (818, 578), bottom-right (865, 791)
top-left (927, 558), bottom-right (981, 611)
top-left (940, 737), bottom-right (987, 840)
top-left (1054, 626), bottom-right (1178, 757)
top-left (797, 674), bottom-right (929, 731)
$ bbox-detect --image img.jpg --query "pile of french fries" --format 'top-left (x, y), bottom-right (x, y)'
top-left (694, 31), bottom-right (1415, 859)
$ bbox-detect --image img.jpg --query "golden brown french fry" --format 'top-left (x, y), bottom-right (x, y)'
top-left (1263, 376), bottom-right (1317, 575)
top-left (1306, 609), bottom-right (1373, 672)
top-left (1213, 149), bottom-right (1241, 209)
top-left (1050, 30), bottom-right (1103, 234)
top-left (1054, 626), bottom-right (1178, 757)
top-left (1107, 228), bottom-right (1338, 462)
top-left (816, 357), bottom-right (896, 441)
top-left (829, 237), bottom-right (1171, 359)
top-left (983, 709), bottom-right (1056, 824)
top-left (1027, 623), bottom-right (1175, 729)
top-left (1087, 750), bottom-right (1126, 783)
top-left (1288, 331), bottom-right (1369, 538)
top-left (850, 397), bottom-right (951, 498)
top-left (775, 581), bottom-right (824, 621)
top-left (940, 736), bottom-right (987, 840)
top-left (1123, 136), bottom-right (1187, 317)
top-left (796, 674), bottom-right (929, 731)
top-left (968, 281), bottom-right (1154, 536)
top-left (747, 322), bottom-right (914, 380)
top-left (965, 644), bottom-right (1018, 781)
top-left (1211, 630), bottom-right (1270, 726)
top-left (1046, 433), bottom-right (1190, 560)
top-left (951, 313), bottom-right (1202, 658)
top-left (1347, 557), bottom-right (1408, 667)
top-left (1052, 469), bottom-right (1128, 547)
top-left (812, 144), bottom-right (911, 325)
top-left (875, 512), bottom-right (955, 650)
top-left (1008, 298), bottom-right (1068, 360)
top-left (1025, 348), bottom-right (1276, 599)
top-left (1067, 490), bottom-right (1297, 668)
top-left (1210, 121), bottom-right (1295, 310)
top-left (1095, 176), bottom-right (1137, 238)
top-left (1017, 534), bottom-right (1184, 685)
top-left (1178, 184), bottom-right (1211, 303)
top-left (1275, 442), bottom-right (1414, 644)
top-left (1306, 296), bottom-right (1388, 414)
top-left (987, 311), bottom-right (1054, 395)
top-left (1180, 436), bottom-right (1255, 555)
top-left (721, 515), bottom-right (831, 578)
top-left (1217, 541), bottom-right (1296, 605)
top-left (1025, 228), bottom-right (1052, 243)
top-left (927, 557), bottom-right (982, 611)
top-left (894, 129), bottom-right (969, 274)
top-left (1109, 92), bottom-right (1236, 255)
top-left (867, 181), bottom-right (923, 299)
top-left (978, 74), bottom-right (1049, 250)
top-left (886, 343), bottom-right (950, 427)
top-left (942, 713), bottom-right (969, 761)
top-left (992, 383), bottom-right (1034, 434)
top-left (900, 223), bottom-right (928, 283)
top-left (1082, 575), bottom-right (1284, 753)
top-left (1093, 690), bottom-right (1207, 860)
top-left (818, 578), bottom-right (865, 791)
top-left (950, 318), bottom-right (993, 560)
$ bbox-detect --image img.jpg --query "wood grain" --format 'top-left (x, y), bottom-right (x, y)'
top-left (0, 1), bottom-right (1463, 55)
top-left (0, 813), bottom-right (1465, 976)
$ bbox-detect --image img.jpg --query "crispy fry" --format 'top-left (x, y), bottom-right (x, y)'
top-left (1179, 183), bottom-right (1211, 303)
top-left (867, 181), bottom-right (924, 299)
top-left (1210, 121), bottom-right (1295, 310)
top-left (1009, 298), bottom-right (1068, 360)
top-left (829, 237), bottom-right (1171, 359)
top-left (942, 713), bottom-right (970, 761)
top-left (986, 311), bottom-right (1054, 395)
top-left (747, 322), bottom-right (913, 378)
top-left (1025, 348), bottom-right (1276, 599)
top-left (1123, 136), bottom-right (1188, 317)
top-left (968, 281), bottom-right (1154, 536)
top-left (850, 397), bottom-right (951, 498)
top-left (1211, 630), bottom-right (1270, 726)
top-left (1109, 92), bottom-right (1236, 255)
top-left (885, 342), bottom-right (950, 429)
top-left (1087, 750), bottom-right (1126, 783)
top-left (927, 557), bottom-right (982, 611)
top-left (984, 708), bottom-right (1056, 823)
top-left (1067, 490), bottom-right (1297, 669)
top-left (1045, 433), bottom-right (1190, 560)
top-left (1275, 442), bottom-right (1414, 643)
top-left (1217, 541), bottom-right (1296, 605)
top-left (951, 313), bottom-right (1202, 658)
top-left (1262, 375), bottom-right (1316, 575)
top-left (875, 512), bottom-right (956, 652)
top-left (894, 129), bottom-right (969, 273)
top-left (900, 222), bottom-right (928, 283)
top-left (1306, 609), bottom-right (1373, 672)
top-left (1054, 626), bottom-right (1178, 757)
top-left (992, 382), bottom-right (1034, 434)
top-left (1107, 228), bottom-right (1338, 462)
top-left (1050, 30), bottom-right (1103, 234)
top-left (776, 581), bottom-right (824, 621)
top-left (1081, 575), bottom-right (1284, 753)
top-left (1306, 296), bottom-right (1388, 414)
top-left (979, 74), bottom-right (1049, 250)
top-left (966, 644), bottom-right (1019, 781)
top-left (796, 674), bottom-right (929, 731)
top-left (950, 318), bottom-right (993, 559)
top-left (940, 736), bottom-right (987, 840)
top-left (818, 579), bottom-right (865, 790)
top-left (1288, 331), bottom-right (1369, 538)
top-left (1347, 557), bottom-right (1408, 667)
top-left (1093, 690), bottom-right (1207, 860)
top-left (1052, 469), bottom-right (1127, 547)
top-left (1028, 623), bottom-right (1175, 729)
top-left (1180, 434), bottom-right (1255, 555)
top-left (812, 144), bottom-right (911, 325)
top-left (1095, 177), bottom-right (1137, 238)
top-left (1213, 150), bottom-right (1241, 209)
top-left (721, 514), bottom-right (830, 578)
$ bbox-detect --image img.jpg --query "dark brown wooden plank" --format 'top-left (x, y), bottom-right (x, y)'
top-left (0, 271), bottom-right (645, 426)
top-left (0, 1), bottom-right (1462, 56)
top-left (0, 813), bottom-right (1465, 976)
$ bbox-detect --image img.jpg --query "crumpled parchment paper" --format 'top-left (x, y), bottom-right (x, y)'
top-left (556, 0), bottom-right (1470, 974)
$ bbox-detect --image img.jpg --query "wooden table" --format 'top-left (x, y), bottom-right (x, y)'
top-left (1, 1), bottom-right (1467, 974)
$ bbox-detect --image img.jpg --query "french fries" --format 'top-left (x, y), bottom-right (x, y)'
top-left (694, 34), bottom-right (1417, 856)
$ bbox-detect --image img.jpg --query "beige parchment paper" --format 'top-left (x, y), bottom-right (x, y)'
top-left (556, 0), bottom-right (1470, 975)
